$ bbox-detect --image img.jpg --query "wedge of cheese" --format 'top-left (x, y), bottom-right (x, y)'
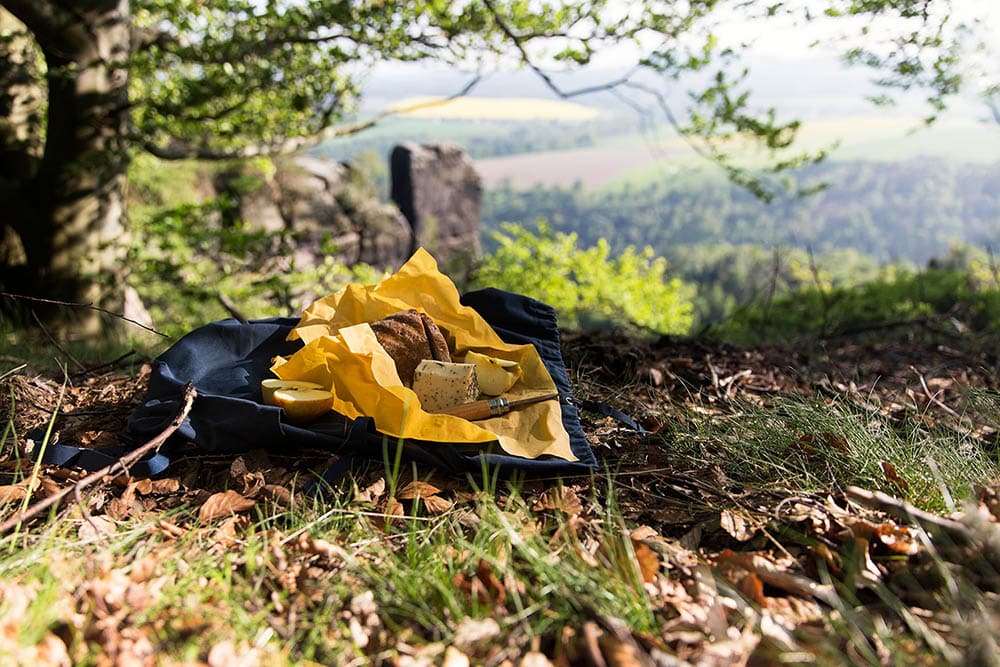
top-left (412, 359), bottom-right (480, 413)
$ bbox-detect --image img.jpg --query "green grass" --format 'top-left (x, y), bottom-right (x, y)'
top-left (663, 394), bottom-right (998, 513)
top-left (0, 422), bottom-right (997, 664)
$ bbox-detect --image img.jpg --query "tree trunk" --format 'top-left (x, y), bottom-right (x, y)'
top-left (2, 0), bottom-right (131, 336)
top-left (0, 9), bottom-right (42, 271)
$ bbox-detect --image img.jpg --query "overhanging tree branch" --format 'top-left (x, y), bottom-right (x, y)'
top-left (140, 74), bottom-right (483, 161)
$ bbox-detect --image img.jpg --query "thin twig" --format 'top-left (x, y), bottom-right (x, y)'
top-left (0, 364), bottom-right (27, 383)
top-left (31, 310), bottom-right (86, 372)
top-left (217, 294), bottom-right (249, 324)
top-left (141, 75), bottom-right (483, 160)
top-left (0, 384), bottom-right (196, 535)
top-left (910, 365), bottom-right (962, 420)
top-left (72, 350), bottom-right (137, 378)
top-left (1, 291), bottom-right (170, 338)
top-left (74, 481), bottom-right (101, 538)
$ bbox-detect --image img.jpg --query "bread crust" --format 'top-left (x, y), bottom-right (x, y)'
top-left (371, 309), bottom-right (452, 385)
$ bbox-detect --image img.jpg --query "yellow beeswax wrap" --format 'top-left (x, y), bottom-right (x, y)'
top-left (271, 248), bottom-right (575, 461)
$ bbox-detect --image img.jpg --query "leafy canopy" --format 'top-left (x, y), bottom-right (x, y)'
top-left (119, 0), bottom-right (996, 198)
top-left (130, 0), bottom-right (715, 157)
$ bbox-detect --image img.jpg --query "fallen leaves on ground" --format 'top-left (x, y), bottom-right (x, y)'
top-left (2, 330), bottom-right (999, 665)
top-left (198, 490), bottom-right (256, 523)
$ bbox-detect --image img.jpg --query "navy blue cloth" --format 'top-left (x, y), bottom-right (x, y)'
top-left (109, 288), bottom-right (598, 476)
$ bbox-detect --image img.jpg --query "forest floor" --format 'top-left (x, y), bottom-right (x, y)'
top-left (2, 328), bottom-right (999, 665)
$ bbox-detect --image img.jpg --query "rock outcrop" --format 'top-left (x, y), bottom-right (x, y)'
top-left (218, 143), bottom-right (482, 275)
top-left (217, 155), bottom-right (412, 272)
top-left (391, 142), bottom-right (482, 273)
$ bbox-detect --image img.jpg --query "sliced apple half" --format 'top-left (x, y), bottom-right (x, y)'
top-left (261, 378), bottom-right (324, 405)
top-left (464, 351), bottom-right (522, 396)
top-left (270, 386), bottom-right (335, 423)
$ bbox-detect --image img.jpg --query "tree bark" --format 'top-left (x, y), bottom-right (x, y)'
top-left (2, 0), bottom-right (131, 335)
top-left (0, 10), bottom-right (41, 270)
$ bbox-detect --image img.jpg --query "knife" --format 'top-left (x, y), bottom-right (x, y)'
top-left (434, 392), bottom-right (560, 420)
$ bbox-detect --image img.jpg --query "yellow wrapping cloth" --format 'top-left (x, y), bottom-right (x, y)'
top-left (271, 248), bottom-right (576, 461)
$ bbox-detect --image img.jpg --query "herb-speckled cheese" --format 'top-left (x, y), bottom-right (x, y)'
top-left (412, 360), bottom-right (480, 412)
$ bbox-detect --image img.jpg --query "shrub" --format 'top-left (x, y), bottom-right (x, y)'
top-left (472, 222), bottom-right (695, 334)
top-left (128, 196), bottom-right (380, 337)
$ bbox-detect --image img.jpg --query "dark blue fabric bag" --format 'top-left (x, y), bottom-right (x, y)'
top-left (43, 288), bottom-right (602, 478)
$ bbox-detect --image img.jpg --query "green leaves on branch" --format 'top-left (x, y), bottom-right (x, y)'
top-left (473, 222), bottom-right (694, 334)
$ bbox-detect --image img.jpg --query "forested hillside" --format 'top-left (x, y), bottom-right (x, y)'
top-left (483, 158), bottom-right (1000, 265)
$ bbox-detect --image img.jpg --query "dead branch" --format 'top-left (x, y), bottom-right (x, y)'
top-left (72, 350), bottom-right (137, 378)
top-left (910, 365), bottom-right (963, 421)
top-left (1, 292), bottom-right (170, 338)
top-left (0, 384), bottom-right (196, 535)
top-left (845, 486), bottom-right (975, 545)
top-left (217, 294), bottom-right (248, 324)
top-left (31, 309), bottom-right (86, 372)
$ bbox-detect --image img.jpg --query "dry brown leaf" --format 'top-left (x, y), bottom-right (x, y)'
top-left (874, 522), bottom-right (920, 555)
top-left (198, 490), bottom-right (256, 523)
top-left (241, 471), bottom-right (265, 499)
top-left (629, 526), bottom-right (658, 542)
top-left (150, 520), bottom-right (186, 540)
top-left (150, 478), bottom-right (181, 494)
top-left (631, 540), bottom-right (660, 584)
top-left (354, 476), bottom-right (386, 504)
top-left (260, 484), bottom-right (292, 507)
top-left (739, 572), bottom-right (767, 606)
top-left (384, 496), bottom-right (404, 517)
top-left (716, 549), bottom-right (835, 604)
top-left (78, 514), bottom-right (117, 541)
top-left (719, 509), bottom-right (757, 542)
top-left (475, 558), bottom-right (507, 606)
top-left (133, 478), bottom-right (154, 495)
top-left (39, 476), bottom-right (61, 498)
top-left (396, 480), bottom-right (442, 500)
top-left (0, 483), bottom-right (29, 503)
top-left (532, 487), bottom-right (583, 516)
top-left (880, 461), bottom-right (910, 493)
top-left (423, 494), bottom-right (454, 515)
top-left (213, 515), bottom-right (250, 545)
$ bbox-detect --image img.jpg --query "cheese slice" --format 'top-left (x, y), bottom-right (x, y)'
top-left (412, 360), bottom-right (480, 412)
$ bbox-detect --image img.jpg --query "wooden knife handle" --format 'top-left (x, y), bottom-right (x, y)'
top-left (434, 392), bottom-right (560, 420)
top-left (436, 397), bottom-right (510, 420)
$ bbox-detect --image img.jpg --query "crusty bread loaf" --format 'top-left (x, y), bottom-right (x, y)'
top-left (370, 309), bottom-right (451, 386)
